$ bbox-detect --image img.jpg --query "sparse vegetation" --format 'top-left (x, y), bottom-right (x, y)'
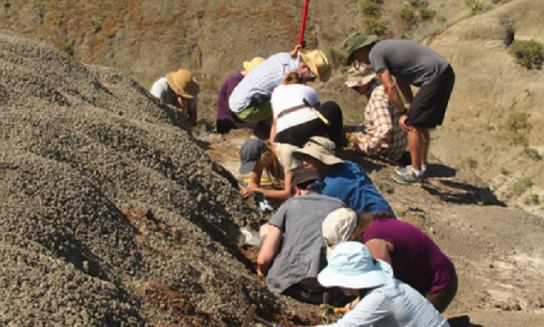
top-left (366, 17), bottom-right (388, 37)
top-left (463, 157), bottom-right (478, 169)
top-left (523, 194), bottom-right (540, 206)
top-left (500, 167), bottom-right (510, 176)
top-left (522, 147), bottom-right (542, 161)
top-left (465, 0), bottom-right (486, 13)
top-left (327, 48), bottom-right (346, 69)
top-left (59, 43), bottom-right (74, 55)
top-left (359, 0), bottom-right (381, 17)
top-left (398, 0), bottom-right (436, 28)
top-left (511, 177), bottom-right (533, 196)
top-left (502, 112), bottom-right (531, 146)
top-left (508, 39), bottom-right (544, 70)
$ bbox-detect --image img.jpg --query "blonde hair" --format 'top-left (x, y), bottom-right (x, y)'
top-left (260, 149), bottom-right (284, 186)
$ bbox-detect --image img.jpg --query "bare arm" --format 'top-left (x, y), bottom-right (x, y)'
top-left (395, 77), bottom-right (413, 106)
top-left (365, 238), bottom-right (394, 265)
top-left (377, 69), bottom-right (407, 114)
top-left (257, 224), bottom-right (283, 275)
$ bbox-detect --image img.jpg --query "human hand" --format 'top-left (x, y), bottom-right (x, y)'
top-left (399, 114), bottom-right (410, 132)
top-left (290, 44), bottom-right (302, 58)
top-left (240, 188), bottom-right (255, 199)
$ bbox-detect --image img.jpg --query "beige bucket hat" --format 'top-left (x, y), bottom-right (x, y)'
top-left (166, 69), bottom-right (200, 99)
top-left (344, 66), bottom-right (376, 88)
top-left (322, 207), bottom-right (358, 259)
top-left (241, 57), bottom-right (265, 76)
top-left (299, 49), bottom-right (331, 82)
top-left (293, 136), bottom-right (343, 166)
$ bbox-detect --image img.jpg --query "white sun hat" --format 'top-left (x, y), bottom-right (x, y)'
top-left (318, 241), bottom-right (393, 289)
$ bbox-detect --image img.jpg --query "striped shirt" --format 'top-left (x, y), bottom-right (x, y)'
top-left (356, 85), bottom-right (407, 161)
top-left (228, 52), bottom-right (300, 113)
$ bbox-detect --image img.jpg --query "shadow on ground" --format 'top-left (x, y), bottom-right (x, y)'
top-left (423, 179), bottom-right (506, 206)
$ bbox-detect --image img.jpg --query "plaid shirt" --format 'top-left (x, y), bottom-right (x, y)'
top-left (356, 85), bottom-right (407, 161)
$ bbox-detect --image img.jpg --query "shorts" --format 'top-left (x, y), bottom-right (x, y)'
top-left (406, 65), bottom-right (455, 129)
top-left (234, 101), bottom-right (273, 124)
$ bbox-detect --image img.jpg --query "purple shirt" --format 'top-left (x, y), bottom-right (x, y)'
top-left (216, 72), bottom-right (244, 122)
top-left (362, 218), bottom-right (455, 294)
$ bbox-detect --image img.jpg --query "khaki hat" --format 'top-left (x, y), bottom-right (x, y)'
top-left (166, 69), bottom-right (200, 99)
top-left (241, 57), bottom-right (265, 76)
top-left (344, 66), bottom-right (376, 88)
top-left (322, 208), bottom-right (358, 259)
top-left (299, 49), bottom-right (331, 82)
top-left (293, 136), bottom-right (343, 166)
top-left (343, 32), bottom-right (378, 65)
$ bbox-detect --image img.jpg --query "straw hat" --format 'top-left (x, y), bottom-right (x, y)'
top-left (166, 69), bottom-right (200, 99)
top-left (241, 57), bottom-right (265, 76)
top-left (344, 66), bottom-right (376, 88)
top-left (322, 208), bottom-right (358, 258)
top-left (299, 49), bottom-right (331, 82)
top-left (317, 241), bottom-right (393, 289)
top-left (293, 136), bottom-right (343, 166)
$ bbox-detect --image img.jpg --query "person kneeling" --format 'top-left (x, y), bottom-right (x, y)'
top-left (257, 167), bottom-right (346, 304)
top-left (316, 242), bottom-right (450, 327)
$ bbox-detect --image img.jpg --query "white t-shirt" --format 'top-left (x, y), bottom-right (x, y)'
top-left (318, 279), bottom-right (450, 327)
top-left (271, 84), bottom-right (320, 134)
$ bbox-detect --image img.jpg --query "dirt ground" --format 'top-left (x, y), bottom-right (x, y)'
top-left (1, 24), bottom-right (544, 326)
top-left (206, 129), bottom-right (544, 327)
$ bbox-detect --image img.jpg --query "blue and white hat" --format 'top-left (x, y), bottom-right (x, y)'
top-left (318, 241), bottom-right (393, 289)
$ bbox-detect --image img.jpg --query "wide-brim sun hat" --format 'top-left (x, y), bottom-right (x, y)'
top-left (239, 139), bottom-right (267, 174)
top-left (344, 66), bottom-right (376, 88)
top-left (166, 69), bottom-right (200, 99)
top-left (241, 57), bottom-right (265, 76)
top-left (299, 49), bottom-right (331, 82)
top-left (322, 208), bottom-right (358, 259)
top-left (343, 32), bottom-right (378, 65)
top-left (293, 136), bottom-right (343, 166)
top-left (318, 241), bottom-right (393, 289)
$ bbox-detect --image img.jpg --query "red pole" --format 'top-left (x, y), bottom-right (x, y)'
top-left (298, 0), bottom-right (310, 46)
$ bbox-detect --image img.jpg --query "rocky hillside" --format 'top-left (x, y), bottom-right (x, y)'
top-left (1, 0), bottom-right (541, 215)
top-left (0, 30), bottom-right (318, 326)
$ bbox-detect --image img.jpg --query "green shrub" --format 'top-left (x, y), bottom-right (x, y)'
top-left (360, 0), bottom-right (381, 17)
top-left (328, 48), bottom-right (346, 69)
top-left (399, 6), bottom-right (417, 26)
top-left (59, 43), bottom-right (74, 56)
top-left (522, 147), bottom-right (542, 161)
top-left (508, 39), bottom-right (544, 70)
top-left (505, 112), bottom-right (531, 132)
top-left (420, 7), bottom-right (437, 20)
top-left (523, 194), bottom-right (540, 206)
top-left (511, 177), bottom-right (533, 196)
top-left (465, 0), bottom-right (486, 13)
top-left (366, 18), bottom-right (388, 36)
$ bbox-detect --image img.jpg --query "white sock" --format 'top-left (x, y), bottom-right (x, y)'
top-left (411, 167), bottom-right (424, 177)
top-left (421, 164), bottom-right (427, 172)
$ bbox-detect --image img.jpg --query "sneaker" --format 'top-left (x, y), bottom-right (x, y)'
top-left (395, 165), bottom-right (427, 178)
top-left (392, 168), bottom-right (424, 185)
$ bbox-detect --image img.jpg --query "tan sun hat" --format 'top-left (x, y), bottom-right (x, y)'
top-left (299, 49), bottom-right (331, 82)
top-left (241, 57), bottom-right (265, 76)
top-left (322, 208), bottom-right (358, 259)
top-left (293, 136), bottom-right (343, 166)
top-left (166, 69), bottom-right (200, 99)
top-left (345, 66), bottom-right (376, 88)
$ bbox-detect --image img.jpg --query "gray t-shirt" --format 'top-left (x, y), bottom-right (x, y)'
top-left (369, 40), bottom-right (449, 87)
top-left (266, 193), bottom-right (345, 293)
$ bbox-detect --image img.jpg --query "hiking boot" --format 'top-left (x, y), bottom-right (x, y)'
top-left (392, 168), bottom-right (424, 185)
